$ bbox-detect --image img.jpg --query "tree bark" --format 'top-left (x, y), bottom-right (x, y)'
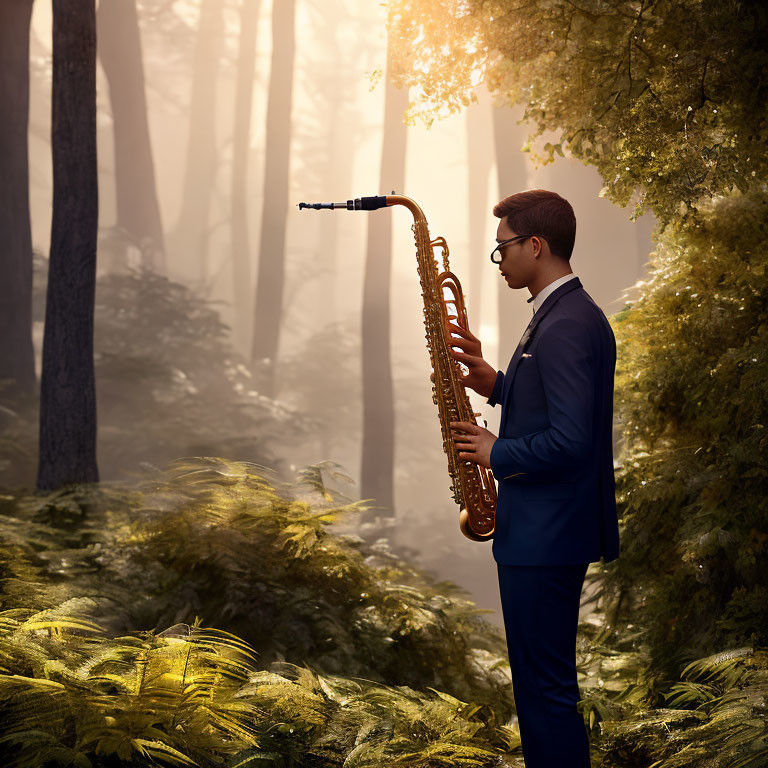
top-left (37, 0), bottom-right (99, 491)
top-left (0, 0), bottom-right (36, 396)
top-left (170, 0), bottom-right (224, 289)
top-left (359, 43), bottom-right (408, 520)
top-left (97, 0), bottom-right (166, 274)
top-left (250, 0), bottom-right (295, 399)
top-left (231, 0), bottom-right (260, 354)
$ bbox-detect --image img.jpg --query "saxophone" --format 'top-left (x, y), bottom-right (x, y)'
top-left (297, 195), bottom-right (497, 541)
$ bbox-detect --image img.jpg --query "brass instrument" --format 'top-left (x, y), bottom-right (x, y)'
top-left (297, 195), bottom-right (497, 541)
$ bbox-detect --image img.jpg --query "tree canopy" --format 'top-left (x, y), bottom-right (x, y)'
top-left (386, 0), bottom-right (768, 224)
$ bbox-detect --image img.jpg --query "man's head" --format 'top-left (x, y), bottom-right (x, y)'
top-left (492, 189), bottom-right (576, 294)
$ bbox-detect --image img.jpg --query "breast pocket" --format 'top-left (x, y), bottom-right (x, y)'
top-left (512, 354), bottom-right (539, 390)
top-left (522, 482), bottom-right (577, 500)
top-left (510, 354), bottom-right (547, 420)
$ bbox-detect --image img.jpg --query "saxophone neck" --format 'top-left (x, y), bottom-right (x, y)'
top-left (384, 195), bottom-right (427, 225)
top-left (296, 194), bottom-right (427, 225)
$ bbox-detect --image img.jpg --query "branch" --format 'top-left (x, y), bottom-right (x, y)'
top-left (699, 55), bottom-right (711, 108)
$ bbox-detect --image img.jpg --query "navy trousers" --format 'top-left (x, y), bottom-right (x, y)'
top-left (497, 562), bottom-right (591, 767)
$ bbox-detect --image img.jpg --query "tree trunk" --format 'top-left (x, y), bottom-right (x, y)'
top-left (97, 0), bottom-right (166, 274)
top-left (37, 0), bottom-right (99, 491)
top-left (231, 0), bottom-right (260, 355)
top-left (492, 103), bottom-right (530, 362)
top-left (305, 0), bottom-right (359, 465)
top-left (359, 44), bottom-right (407, 521)
top-left (0, 0), bottom-right (36, 396)
top-left (170, 0), bottom-right (224, 289)
top-left (250, 0), bottom-right (295, 399)
top-left (465, 87), bottom-right (494, 339)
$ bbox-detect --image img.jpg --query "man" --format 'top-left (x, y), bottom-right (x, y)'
top-left (448, 189), bottom-right (620, 767)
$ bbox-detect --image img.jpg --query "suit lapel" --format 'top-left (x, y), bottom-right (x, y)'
top-left (500, 277), bottom-right (583, 419)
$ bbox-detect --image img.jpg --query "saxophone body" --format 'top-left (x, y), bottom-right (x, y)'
top-left (297, 195), bottom-right (497, 541)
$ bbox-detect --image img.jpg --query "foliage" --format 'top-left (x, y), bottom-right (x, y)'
top-left (0, 607), bottom-right (515, 768)
top-left (579, 646), bottom-right (768, 768)
top-left (0, 458), bottom-right (516, 727)
top-left (602, 190), bottom-right (768, 681)
top-left (0, 383), bottom-right (39, 493)
top-left (0, 257), bottom-right (316, 491)
top-left (5, 474), bottom-right (766, 767)
top-left (278, 318), bottom-right (364, 474)
top-left (385, 0), bottom-right (768, 225)
top-left (90, 265), bottom-right (306, 479)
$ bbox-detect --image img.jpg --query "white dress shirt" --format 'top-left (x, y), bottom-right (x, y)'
top-left (529, 273), bottom-right (579, 315)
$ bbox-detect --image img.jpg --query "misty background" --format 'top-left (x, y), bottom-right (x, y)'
top-left (24, 0), bottom-right (654, 630)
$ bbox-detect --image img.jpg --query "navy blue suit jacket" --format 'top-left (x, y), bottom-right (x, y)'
top-left (487, 277), bottom-right (620, 566)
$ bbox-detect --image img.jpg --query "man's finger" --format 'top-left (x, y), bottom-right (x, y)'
top-left (448, 323), bottom-right (477, 341)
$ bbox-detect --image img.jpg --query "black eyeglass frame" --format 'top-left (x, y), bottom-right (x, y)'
top-left (490, 234), bottom-right (548, 264)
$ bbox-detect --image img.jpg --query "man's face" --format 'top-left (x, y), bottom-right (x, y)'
top-left (495, 218), bottom-right (540, 289)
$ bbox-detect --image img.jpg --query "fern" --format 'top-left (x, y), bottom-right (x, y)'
top-left (0, 610), bottom-right (512, 768)
top-left (0, 458), bottom-right (515, 722)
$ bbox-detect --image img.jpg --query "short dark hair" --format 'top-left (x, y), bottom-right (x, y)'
top-left (493, 189), bottom-right (576, 261)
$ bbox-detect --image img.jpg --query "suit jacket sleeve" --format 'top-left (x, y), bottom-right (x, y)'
top-left (489, 318), bottom-right (595, 476)
top-left (486, 370), bottom-right (504, 406)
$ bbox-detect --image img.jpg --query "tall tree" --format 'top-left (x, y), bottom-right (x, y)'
top-left (97, 0), bottom-right (166, 274)
top-left (359, 39), bottom-right (408, 521)
top-left (250, 0), bottom-right (296, 399)
top-left (37, 0), bottom-right (99, 490)
top-left (230, 0), bottom-right (260, 355)
top-left (492, 103), bottom-right (530, 362)
top-left (0, 0), bottom-right (36, 396)
top-left (314, 0), bottom-right (361, 465)
top-left (464, 88), bottom-right (493, 345)
top-left (305, 0), bottom-right (358, 339)
top-left (292, 0), bottom-right (364, 465)
top-left (170, 0), bottom-right (224, 289)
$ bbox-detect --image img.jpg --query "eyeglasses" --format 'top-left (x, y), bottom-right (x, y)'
top-left (490, 234), bottom-right (547, 264)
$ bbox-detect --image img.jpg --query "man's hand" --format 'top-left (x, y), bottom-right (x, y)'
top-left (445, 322), bottom-right (497, 398)
top-left (450, 421), bottom-right (497, 469)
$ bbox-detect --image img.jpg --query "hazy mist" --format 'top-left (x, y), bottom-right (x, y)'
top-left (25, 0), bottom-right (654, 628)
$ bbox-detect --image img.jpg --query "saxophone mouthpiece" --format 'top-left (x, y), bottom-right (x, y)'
top-left (297, 196), bottom-right (389, 211)
top-left (297, 201), bottom-right (347, 210)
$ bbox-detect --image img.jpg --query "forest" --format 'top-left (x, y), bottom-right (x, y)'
top-left (0, 0), bottom-right (766, 766)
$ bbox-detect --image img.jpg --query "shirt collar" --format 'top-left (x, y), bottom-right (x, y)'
top-left (529, 273), bottom-right (578, 315)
